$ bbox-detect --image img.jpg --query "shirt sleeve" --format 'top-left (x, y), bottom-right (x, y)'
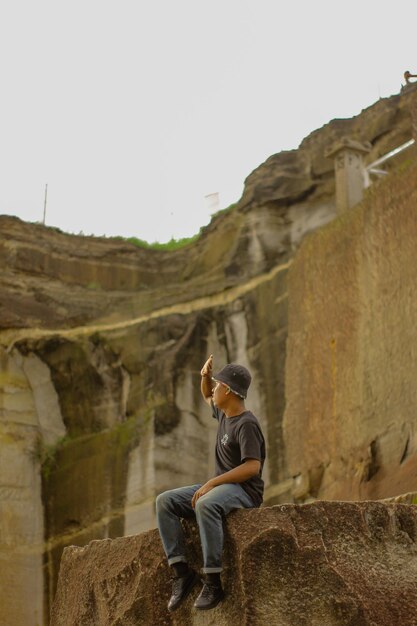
top-left (238, 421), bottom-right (264, 463)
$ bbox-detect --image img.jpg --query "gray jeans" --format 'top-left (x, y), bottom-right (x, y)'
top-left (156, 483), bottom-right (255, 573)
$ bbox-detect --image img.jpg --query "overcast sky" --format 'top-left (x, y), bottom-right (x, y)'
top-left (0, 0), bottom-right (415, 242)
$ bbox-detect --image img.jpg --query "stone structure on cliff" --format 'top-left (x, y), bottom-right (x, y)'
top-left (326, 138), bottom-right (371, 213)
top-left (0, 85), bottom-right (416, 625)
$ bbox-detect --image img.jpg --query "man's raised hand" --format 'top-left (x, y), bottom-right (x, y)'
top-left (200, 354), bottom-right (213, 378)
top-left (200, 355), bottom-right (214, 404)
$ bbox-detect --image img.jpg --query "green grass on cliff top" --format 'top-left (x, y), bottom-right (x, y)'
top-left (113, 203), bottom-right (237, 251)
top-left (118, 233), bottom-right (199, 250)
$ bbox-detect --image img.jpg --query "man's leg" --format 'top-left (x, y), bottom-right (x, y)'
top-left (193, 483), bottom-right (254, 610)
top-left (155, 484), bottom-right (201, 611)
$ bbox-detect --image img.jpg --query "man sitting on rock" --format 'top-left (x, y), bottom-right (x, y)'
top-left (156, 355), bottom-right (266, 611)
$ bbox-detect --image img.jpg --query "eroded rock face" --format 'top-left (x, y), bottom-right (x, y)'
top-left (0, 346), bottom-right (66, 626)
top-left (0, 266), bottom-right (290, 624)
top-left (240, 89), bottom-right (414, 212)
top-left (50, 500), bottom-right (417, 626)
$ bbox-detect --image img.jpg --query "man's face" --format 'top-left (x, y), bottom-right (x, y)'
top-left (212, 380), bottom-right (230, 409)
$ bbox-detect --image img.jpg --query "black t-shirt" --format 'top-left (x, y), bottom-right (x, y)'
top-left (212, 402), bottom-right (266, 507)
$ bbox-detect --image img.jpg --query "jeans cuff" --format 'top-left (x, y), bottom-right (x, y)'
top-left (168, 556), bottom-right (187, 566)
top-left (202, 566), bottom-right (223, 573)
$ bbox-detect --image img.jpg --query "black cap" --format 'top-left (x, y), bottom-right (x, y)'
top-left (212, 363), bottom-right (252, 399)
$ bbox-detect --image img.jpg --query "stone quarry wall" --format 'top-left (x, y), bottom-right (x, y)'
top-left (2, 262), bottom-right (290, 621)
top-left (0, 87), bottom-right (416, 626)
top-left (284, 160), bottom-right (417, 502)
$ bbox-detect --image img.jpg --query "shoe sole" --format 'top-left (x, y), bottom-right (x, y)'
top-left (168, 573), bottom-right (200, 612)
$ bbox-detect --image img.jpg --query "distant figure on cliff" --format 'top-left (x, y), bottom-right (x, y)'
top-left (156, 355), bottom-right (266, 612)
top-left (404, 70), bottom-right (417, 84)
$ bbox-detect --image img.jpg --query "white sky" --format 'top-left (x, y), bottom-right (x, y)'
top-left (0, 1), bottom-right (416, 243)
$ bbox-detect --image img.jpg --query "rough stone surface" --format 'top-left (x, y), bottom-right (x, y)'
top-left (284, 161), bottom-right (417, 502)
top-left (50, 501), bottom-right (417, 626)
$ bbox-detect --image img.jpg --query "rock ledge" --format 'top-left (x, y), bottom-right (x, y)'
top-left (51, 500), bottom-right (417, 626)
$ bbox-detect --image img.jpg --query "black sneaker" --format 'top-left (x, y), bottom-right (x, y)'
top-left (167, 569), bottom-right (199, 612)
top-left (193, 582), bottom-right (225, 610)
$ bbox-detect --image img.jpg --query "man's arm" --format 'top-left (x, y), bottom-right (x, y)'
top-left (200, 354), bottom-right (213, 405)
top-left (191, 459), bottom-right (261, 508)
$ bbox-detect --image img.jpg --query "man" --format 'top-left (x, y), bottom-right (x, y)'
top-left (156, 354), bottom-right (266, 612)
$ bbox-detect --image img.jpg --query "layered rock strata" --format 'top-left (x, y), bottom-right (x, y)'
top-left (50, 500), bottom-right (417, 626)
top-left (1, 88), bottom-right (414, 334)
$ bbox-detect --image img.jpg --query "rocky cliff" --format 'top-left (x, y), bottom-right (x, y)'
top-left (0, 85), bottom-right (416, 626)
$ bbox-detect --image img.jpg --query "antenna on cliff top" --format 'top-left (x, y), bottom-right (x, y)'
top-left (43, 183), bottom-right (48, 225)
